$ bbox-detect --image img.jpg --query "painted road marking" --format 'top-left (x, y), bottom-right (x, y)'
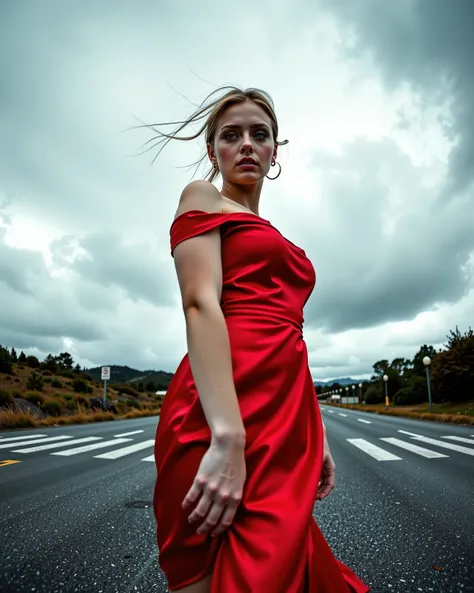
top-left (338, 413), bottom-right (347, 417)
top-left (0, 436), bottom-right (72, 450)
top-left (357, 419), bottom-right (372, 424)
top-left (0, 459), bottom-right (22, 467)
top-left (407, 435), bottom-right (474, 456)
top-left (13, 437), bottom-right (102, 453)
top-left (442, 435), bottom-right (474, 445)
top-left (94, 439), bottom-right (155, 460)
top-left (141, 453), bottom-right (155, 462)
top-left (380, 438), bottom-right (448, 459)
top-left (0, 434), bottom-right (48, 442)
top-left (114, 430), bottom-right (144, 437)
top-left (52, 437), bottom-right (133, 456)
top-left (346, 438), bottom-right (402, 461)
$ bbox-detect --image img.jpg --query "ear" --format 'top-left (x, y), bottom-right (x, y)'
top-left (272, 144), bottom-right (278, 162)
top-left (206, 143), bottom-right (217, 167)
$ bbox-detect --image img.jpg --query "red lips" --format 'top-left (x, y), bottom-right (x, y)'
top-left (237, 157), bottom-right (258, 166)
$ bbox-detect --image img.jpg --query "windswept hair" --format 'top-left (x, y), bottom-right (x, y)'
top-left (132, 86), bottom-right (289, 182)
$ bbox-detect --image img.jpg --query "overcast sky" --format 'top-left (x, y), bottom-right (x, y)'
top-left (1, 0), bottom-right (473, 381)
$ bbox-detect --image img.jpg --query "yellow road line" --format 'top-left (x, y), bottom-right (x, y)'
top-left (0, 459), bottom-right (22, 467)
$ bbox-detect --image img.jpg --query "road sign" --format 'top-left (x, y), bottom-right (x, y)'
top-left (101, 366), bottom-right (111, 381)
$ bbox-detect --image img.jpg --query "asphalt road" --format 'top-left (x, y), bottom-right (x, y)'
top-left (0, 408), bottom-right (473, 593)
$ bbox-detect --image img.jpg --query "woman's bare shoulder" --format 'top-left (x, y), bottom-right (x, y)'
top-left (174, 180), bottom-right (224, 219)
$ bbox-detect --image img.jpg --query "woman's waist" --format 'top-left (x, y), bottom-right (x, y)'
top-left (222, 303), bottom-right (304, 334)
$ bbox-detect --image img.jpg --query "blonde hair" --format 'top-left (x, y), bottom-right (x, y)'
top-left (135, 86), bottom-right (289, 182)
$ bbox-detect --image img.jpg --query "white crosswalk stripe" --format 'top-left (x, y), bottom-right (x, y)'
top-left (379, 437), bottom-right (448, 459)
top-left (400, 432), bottom-right (474, 456)
top-left (53, 437), bottom-right (133, 456)
top-left (442, 435), bottom-right (474, 445)
top-left (114, 430), bottom-right (144, 437)
top-left (94, 439), bottom-right (155, 459)
top-left (0, 435), bottom-right (72, 449)
top-left (13, 437), bottom-right (101, 453)
top-left (0, 434), bottom-right (48, 442)
top-left (346, 438), bottom-right (402, 461)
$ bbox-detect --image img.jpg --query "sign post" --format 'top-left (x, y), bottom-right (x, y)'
top-left (101, 366), bottom-right (110, 407)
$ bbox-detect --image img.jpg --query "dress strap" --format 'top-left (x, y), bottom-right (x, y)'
top-left (170, 210), bottom-right (230, 254)
top-left (169, 209), bottom-right (269, 254)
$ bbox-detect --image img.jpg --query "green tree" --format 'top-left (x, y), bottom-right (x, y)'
top-left (431, 326), bottom-right (474, 403)
top-left (412, 345), bottom-right (437, 377)
top-left (56, 352), bottom-right (74, 370)
top-left (11, 347), bottom-right (18, 362)
top-left (25, 355), bottom-right (40, 369)
top-left (371, 360), bottom-right (389, 380)
top-left (43, 354), bottom-right (58, 373)
top-left (0, 345), bottom-right (13, 374)
top-left (18, 351), bottom-right (27, 363)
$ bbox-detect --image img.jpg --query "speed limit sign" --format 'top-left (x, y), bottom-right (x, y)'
top-left (101, 366), bottom-right (110, 381)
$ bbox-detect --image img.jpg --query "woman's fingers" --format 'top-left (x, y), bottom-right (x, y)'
top-left (210, 495), bottom-right (240, 537)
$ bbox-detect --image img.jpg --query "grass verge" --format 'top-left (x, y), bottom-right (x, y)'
top-left (0, 404), bottom-right (160, 431)
top-left (323, 401), bottom-right (474, 425)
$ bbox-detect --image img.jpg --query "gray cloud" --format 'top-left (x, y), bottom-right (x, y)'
top-left (51, 233), bottom-right (175, 307)
top-left (298, 137), bottom-right (474, 332)
top-left (321, 0), bottom-right (474, 199)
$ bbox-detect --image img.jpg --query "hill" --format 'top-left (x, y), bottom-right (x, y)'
top-left (313, 377), bottom-right (359, 388)
top-left (85, 365), bottom-right (174, 388)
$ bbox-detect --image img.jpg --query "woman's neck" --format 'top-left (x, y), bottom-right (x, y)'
top-left (220, 180), bottom-right (263, 216)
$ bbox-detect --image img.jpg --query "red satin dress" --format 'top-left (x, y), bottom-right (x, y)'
top-left (153, 210), bottom-right (370, 593)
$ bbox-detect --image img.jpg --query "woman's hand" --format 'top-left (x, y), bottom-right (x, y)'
top-left (182, 434), bottom-right (246, 537)
top-left (317, 430), bottom-right (336, 501)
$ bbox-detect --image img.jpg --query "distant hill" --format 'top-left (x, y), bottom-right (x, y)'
top-left (85, 365), bottom-right (174, 388)
top-left (313, 377), bottom-right (359, 387)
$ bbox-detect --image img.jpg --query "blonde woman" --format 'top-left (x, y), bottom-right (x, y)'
top-left (148, 87), bottom-right (370, 593)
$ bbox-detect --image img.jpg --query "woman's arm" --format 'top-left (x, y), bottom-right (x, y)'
top-left (173, 181), bottom-right (245, 444)
top-left (172, 181), bottom-right (246, 536)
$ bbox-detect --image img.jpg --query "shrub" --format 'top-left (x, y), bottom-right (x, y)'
top-left (42, 399), bottom-right (63, 416)
top-left (364, 383), bottom-right (384, 405)
top-left (43, 377), bottom-right (52, 383)
top-left (72, 378), bottom-right (89, 393)
top-left (25, 355), bottom-right (40, 369)
top-left (73, 394), bottom-right (88, 406)
top-left (126, 398), bottom-right (141, 409)
top-left (63, 393), bottom-right (73, 400)
top-left (42, 370), bottom-right (52, 376)
top-left (117, 384), bottom-right (139, 397)
top-left (0, 389), bottom-right (14, 407)
top-left (0, 346), bottom-right (13, 374)
top-left (66, 399), bottom-right (78, 412)
top-left (27, 372), bottom-right (44, 391)
top-left (51, 378), bottom-right (63, 388)
top-left (24, 392), bottom-right (45, 406)
top-left (394, 376), bottom-right (428, 406)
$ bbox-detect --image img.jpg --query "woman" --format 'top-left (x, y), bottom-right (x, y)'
top-left (149, 86), bottom-right (370, 593)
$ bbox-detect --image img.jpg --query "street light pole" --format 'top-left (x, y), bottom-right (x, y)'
top-left (351, 384), bottom-right (356, 403)
top-left (423, 356), bottom-right (433, 414)
top-left (383, 374), bottom-right (389, 408)
top-left (358, 382), bottom-right (363, 404)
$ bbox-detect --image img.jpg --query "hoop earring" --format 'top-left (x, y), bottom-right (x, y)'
top-left (266, 161), bottom-right (281, 180)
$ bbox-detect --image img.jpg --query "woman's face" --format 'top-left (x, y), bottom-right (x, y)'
top-left (209, 100), bottom-right (278, 184)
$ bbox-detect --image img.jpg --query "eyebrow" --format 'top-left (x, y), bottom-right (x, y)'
top-left (220, 123), bottom-right (271, 131)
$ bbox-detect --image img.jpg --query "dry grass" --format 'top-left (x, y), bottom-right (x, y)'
top-left (0, 403), bottom-right (161, 430)
top-left (0, 363), bottom-right (163, 430)
top-left (324, 401), bottom-right (474, 425)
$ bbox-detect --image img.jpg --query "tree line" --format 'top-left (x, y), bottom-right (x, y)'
top-left (319, 326), bottom-right (473, 405)
top-left (0, 347), bottom-right (162, 394)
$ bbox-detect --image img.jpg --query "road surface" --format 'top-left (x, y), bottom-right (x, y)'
top-left (0, 408), bottom-right (473, 592)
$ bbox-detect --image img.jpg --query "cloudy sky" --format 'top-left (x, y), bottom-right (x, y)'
top-left (1, 0), bottom-right (473, 381)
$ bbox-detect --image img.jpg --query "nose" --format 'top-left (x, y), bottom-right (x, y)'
top-left (239, 132), bottom-right (254, 154)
